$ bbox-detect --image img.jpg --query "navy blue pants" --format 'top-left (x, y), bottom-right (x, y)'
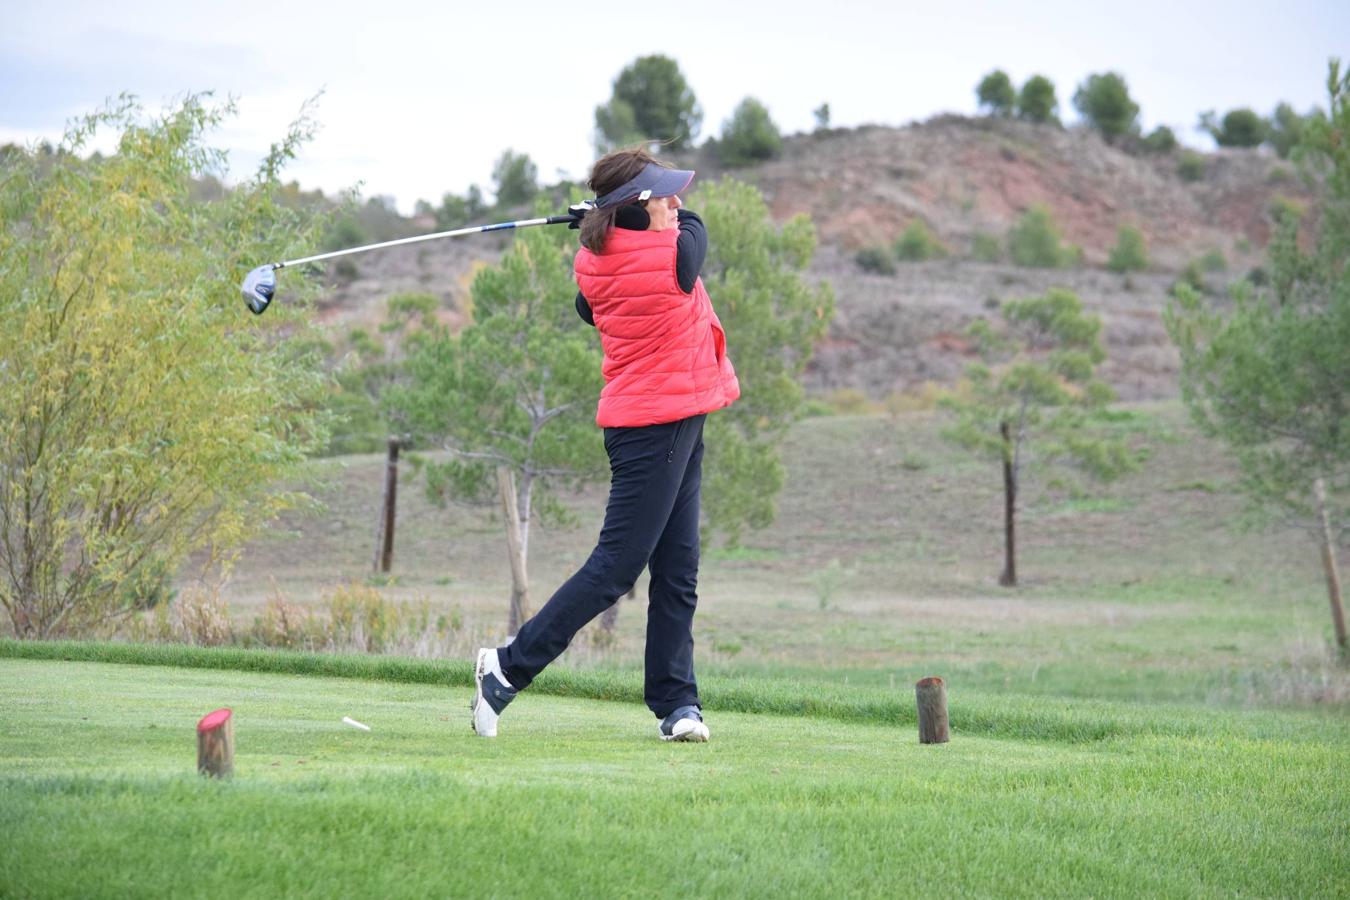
top-left (498, 414), bottom-right (706, 718)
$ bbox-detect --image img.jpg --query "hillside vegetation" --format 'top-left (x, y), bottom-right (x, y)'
top-left (315, 117), bottom-right (1311, 401)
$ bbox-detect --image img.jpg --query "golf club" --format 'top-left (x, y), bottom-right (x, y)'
top-left (240, 209), bottom-right (586, 314)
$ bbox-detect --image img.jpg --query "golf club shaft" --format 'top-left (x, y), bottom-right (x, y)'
top-left (271, 214), bottom-right (574, 270)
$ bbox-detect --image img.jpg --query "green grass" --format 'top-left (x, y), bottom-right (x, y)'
top-left (2, 656), bottom-right (1347, 898)
top-left (5, 640), bottom-right (1343, 744)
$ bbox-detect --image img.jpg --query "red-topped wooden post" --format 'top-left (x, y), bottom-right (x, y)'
top-left (915, 676), bottom-right (949, 744)
top-left (197, 708), bottom-right (234, 777)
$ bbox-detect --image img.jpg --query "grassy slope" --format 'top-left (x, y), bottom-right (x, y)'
top-left (2, 657), bottom-right (1347, 898)
top-left (210, 404), bottom-right (1346, 708)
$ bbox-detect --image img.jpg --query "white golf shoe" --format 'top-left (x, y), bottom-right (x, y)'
top-left (658, 705), bottom-right (710, 742)
top-left (471, 647), bottom-right (517, 738)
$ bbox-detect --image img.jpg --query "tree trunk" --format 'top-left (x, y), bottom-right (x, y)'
top-left (599, 586), bottom-right (637, 634)
top-left (1313, 477), bottom-right (1347, 651)
top-left (496, 467), bottom-right (531, 635)
top-left (999, 420), bottom-right (1017, 587)
top-left (376, 437), bottom-right (400, 573)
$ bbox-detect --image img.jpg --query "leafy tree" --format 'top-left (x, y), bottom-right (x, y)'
top-left (324, 215), bottom-right (368, 254)
top-left (431, 185), bottom-right (487, 229)
top-left (324, 293), bottom-right (439, 455)
top-left (1165, 60), bottom-right (1350, 651)
top-left (1073, 72), bottom-right (1140, 143)
top-left (813, 102), bottom-right (831, 131)
top-left (1266, 102), bottom-right (1325, 160)
top-left (1007, 205), bottom-right (1071, 268)
top-left (1017, 75), bottom-right (1060, 125)
top-left (1107, 225), bottom-right (1149, 273)
top-left (390, 212), bottom-right (604, 632)
top-left (594, 55), bottom-right (702, 152)
top-left (894, 220), bottom-right (945, 261)
top-left (1200, 108), bottom-right (1269, 148)
top-left (0, 95), bottom-right (330, 637)
top-left (349, 194), bottom-right (413, 243)
top-left (1142, 125), bottom-right (1178, 154)
top-left (594, 100), bottom-right (639, 154)
top-left (976, 70), bottom-right (1017, 117)
top-left (941, 289), bottom-right (1138, 585)
top-left (691, 180), bottom-right (836, 546)
top-left (718, 97), bottom-right (783, 166)
top-left (492, 150), bottom-right (538, 208)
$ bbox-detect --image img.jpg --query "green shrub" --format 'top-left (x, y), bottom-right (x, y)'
top-left (813, 558), bottom-right (844, 610)
top-left (1200, 108), bottom-right (1269, 148)
top-left (855, 245), bottom-right (896, 274)
top-left (894, 220), bottom-right (945, 261)
top-left (1142, 125), bottom-right (1178, 153)
top-left (1199, 248), bottom-right (1228, 272)
top-left (801, 397), bottom-right (834, 417)
top-left (1175, 259), bottom-right (1207, 294)
top-left (334, 258), bottom-right (360, 281)
top-left (825, 388), bottom-right (878, 415)
top-left (1177, 151), bottom-right (1206, 182)
top-left (718, 97), bottom-right (782, 166)
top-left (251, 591), bottom-right (316, 650)
top-left (1268, 195), bottom-right (1305, 224)
top-left (322, 582), bottom-right (439, 654)
top-left (971, 232), bottom-right (1002, 262)
top-left (1007, 205), bottom-right (1069, 268)
top-left (324, 215), bottom-right (368, 253)
top-left (1107, 225), bottom-right (1149, 273)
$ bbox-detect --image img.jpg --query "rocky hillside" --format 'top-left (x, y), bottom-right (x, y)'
top-left (314, 115), bottom-right (1314, 402)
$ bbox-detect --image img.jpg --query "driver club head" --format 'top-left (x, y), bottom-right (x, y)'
top-left (241, 265), bottom-right (276, 315)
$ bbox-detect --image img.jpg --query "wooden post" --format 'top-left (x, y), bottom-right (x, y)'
top-left (915, 677), bottom-right (949, 744)
top-left (378, 437), bottom-right (401, 573)
top-left (197, 708), bottom-right (234, 777)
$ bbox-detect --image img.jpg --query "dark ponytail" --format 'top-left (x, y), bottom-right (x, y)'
top-left (579, 145), bottom-right (670, 253)
top-left (579, 206), bottom-right (620, 254)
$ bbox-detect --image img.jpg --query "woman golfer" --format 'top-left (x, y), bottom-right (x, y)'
top-left (472, 148), bottom-right (740, 741)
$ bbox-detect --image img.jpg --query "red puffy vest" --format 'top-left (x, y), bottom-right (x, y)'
top-left (574, 227), bottom-right (740, 428)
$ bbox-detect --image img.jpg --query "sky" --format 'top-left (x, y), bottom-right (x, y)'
top-left (2, 0), bottom-right (1346, 213)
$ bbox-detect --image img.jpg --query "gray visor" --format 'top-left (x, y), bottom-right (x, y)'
top-left (591, 163), bottom-right (695, 209)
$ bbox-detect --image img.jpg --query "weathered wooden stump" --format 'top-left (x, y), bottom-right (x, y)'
top-left (197, 708), bottom-right (234, 777)
top-left (915, 676), bottom-right (949, 744)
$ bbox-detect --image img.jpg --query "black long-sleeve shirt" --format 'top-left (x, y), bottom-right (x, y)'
top-left (574, 208), bottom-right (707, 326)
